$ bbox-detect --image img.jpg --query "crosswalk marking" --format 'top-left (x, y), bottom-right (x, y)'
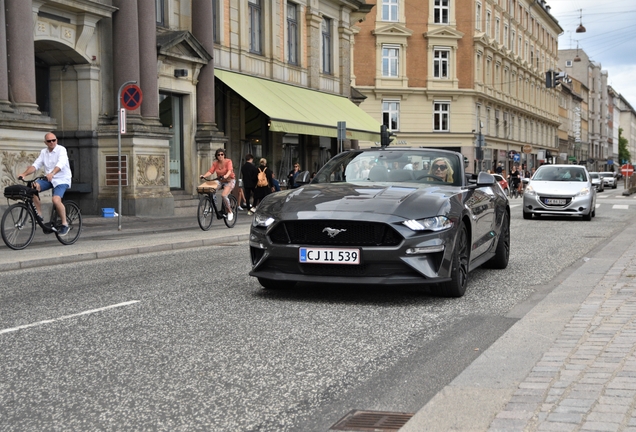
top-left (613, 204), bottom-right (629, 210)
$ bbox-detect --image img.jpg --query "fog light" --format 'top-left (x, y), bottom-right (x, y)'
top-left (406, 245), bottom-right (444, 255)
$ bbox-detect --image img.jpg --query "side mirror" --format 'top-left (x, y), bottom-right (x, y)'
top-left (476, 172), bottom-right (496, 186)
top-left (522, 178), bottom-right (529, 184)
top-left (296, 171), bottom-right (311, 184)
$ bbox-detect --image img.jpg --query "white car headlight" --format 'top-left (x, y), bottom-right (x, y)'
top-left (525, 185), bottom-right (536, 196)
top-left (576, 187), bottom-right (591, 197)
top-left (252, 213), bottom-right (275, 228)
top-left (403, 216), bottom-right (453, 232)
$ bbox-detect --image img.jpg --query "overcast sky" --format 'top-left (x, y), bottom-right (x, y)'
top-left (547, 0), bottom-right (636, 107)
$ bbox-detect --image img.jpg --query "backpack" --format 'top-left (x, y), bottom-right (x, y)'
top-left (257, 167), bottom-right (268, 187)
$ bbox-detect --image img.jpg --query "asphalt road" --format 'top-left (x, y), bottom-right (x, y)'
top-left (0, 186), bottom-right (634, 431)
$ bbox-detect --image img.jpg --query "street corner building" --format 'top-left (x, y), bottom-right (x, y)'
top-left (0, 0), bottom-right (380, 216)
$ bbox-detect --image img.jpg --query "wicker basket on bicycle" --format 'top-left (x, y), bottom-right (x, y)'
top-left (197, 180), bottom-right (219, 194)
top-left (4, 185), bottom-right (37, 201)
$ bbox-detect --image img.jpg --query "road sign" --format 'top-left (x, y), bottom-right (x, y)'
top-left (621, 164), bottom-right (634, 177)
top-left (508, 150), bottom-right (517, 159)
top-left (513, 153), bottom-right (520, 163)
top-left (119, 108), bottom-right (126, 134)
top-left (121, 84), bottom-right (143, 110)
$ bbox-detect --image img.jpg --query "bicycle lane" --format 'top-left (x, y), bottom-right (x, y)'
top-left (0, 215), bottom-right (252, 272)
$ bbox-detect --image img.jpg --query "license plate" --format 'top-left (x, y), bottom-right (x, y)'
top-left (299, 247), bottom-right (360, 264)
top-left (545, 198), bottom-right (566, 205)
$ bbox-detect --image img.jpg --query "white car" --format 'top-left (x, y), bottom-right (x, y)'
top-left (522, 165), bottom-right (596, 221)
top-left (589, 172), bottom-right (604, 192)
top-left (600, 172), bottom-right (617, 189)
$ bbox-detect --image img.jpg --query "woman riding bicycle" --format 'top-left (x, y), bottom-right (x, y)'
top-left (200, 148), bottom-right (235, 222)
top-left (509, 165), bottom-right (521, 197)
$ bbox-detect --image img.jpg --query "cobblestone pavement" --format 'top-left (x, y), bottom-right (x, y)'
top-left (489, 241), bottom-right (636, 432)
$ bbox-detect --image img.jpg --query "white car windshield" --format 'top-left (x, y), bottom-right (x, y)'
top-left (534, 166), bottom-right (587, 182)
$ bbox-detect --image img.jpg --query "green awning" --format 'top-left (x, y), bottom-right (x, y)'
top-left (215, 69), bottom-right (381, 142)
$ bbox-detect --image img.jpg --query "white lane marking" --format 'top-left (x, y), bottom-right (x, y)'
top-left (613, 205), bottom-right (629, 210)
top-left (615, 195), bottom-right (626, 199)
top-left (597, 195), bottom-right (608, 199)
top-left (0, 301), bottom-right (140, 335)
top-left (596, 204), bottom-right (601, 208)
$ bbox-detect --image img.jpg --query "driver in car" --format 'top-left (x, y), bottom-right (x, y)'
top-left (429, 157), bottom-right (454, 183)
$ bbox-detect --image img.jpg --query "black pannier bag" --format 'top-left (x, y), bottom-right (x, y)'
top-left (4, 185), bottom-right (37, 200)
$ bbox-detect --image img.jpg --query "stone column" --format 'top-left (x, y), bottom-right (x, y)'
top-left (305, 7), bottom-right (323, 90)
top-left (338, 26), bottom-right (353, 97)
top-left (191, 0), bottom-right (216, 128)
top-left (5, 0), bottom-right (40, 114)
top-left (0, 0), bottom-right (12, 112)
top-left (137, 0), bottom-right (159, 121)
top-left (112, 0), bottom-right (141, 115)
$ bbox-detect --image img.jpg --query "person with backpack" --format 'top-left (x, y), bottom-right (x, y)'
top-left (249, 158), bottom-right (273, 215)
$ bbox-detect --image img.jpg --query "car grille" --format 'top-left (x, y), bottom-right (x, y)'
top-left (269, 220), bottom-right (402, 246)
top-left (259, 259), bottom-right (420, 278)
top-left (539, 195), bottom-right (572, 207)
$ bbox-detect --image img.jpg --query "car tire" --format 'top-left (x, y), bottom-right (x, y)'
top-left (523, 211), bottom-right (532, 220)
top-left (258, 277), bottom-right (297, 290)
top-left (483, 212), bottom-right (509, 269)
top-left (583, 210), bottom-right (592, 221)
top-left (612, 185), bottom-right (617, 189)
top-left (433, 222), bottom-right (469, 298)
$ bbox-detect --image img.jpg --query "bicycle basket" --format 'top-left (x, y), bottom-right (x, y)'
top-left (197, 180), bottom-right (219, 194)
top-left (4, 185), bottom-right (36, 200)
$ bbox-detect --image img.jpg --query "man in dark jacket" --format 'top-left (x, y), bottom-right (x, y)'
top-left (241, 154), bottom-right (258, 210)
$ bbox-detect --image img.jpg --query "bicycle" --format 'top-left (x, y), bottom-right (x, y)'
top-left (196, 178), bottom-right (238, 230)
top-left (1, 176), bottom-right (83, 250)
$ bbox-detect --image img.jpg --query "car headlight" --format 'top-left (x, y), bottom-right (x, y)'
top-left (525, 185), bottom-right (536, 196)
top-left (575, 187), bottom-right (591, 197)
top-left (403, 216), bottom-right (453, 232)
top-left (252, 213), bottom-right (275, 228)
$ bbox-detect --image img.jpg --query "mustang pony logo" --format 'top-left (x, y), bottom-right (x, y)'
top-left (323, 227), bottom-right (346, 238)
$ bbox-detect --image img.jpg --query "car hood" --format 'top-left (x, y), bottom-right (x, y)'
top-left (259, 183), bottom-right (461, 220)
top-left (529, 180), bottom-right (591, 196)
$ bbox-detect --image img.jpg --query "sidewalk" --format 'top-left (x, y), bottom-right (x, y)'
top-left (402, 220), bottom-right (636, 431)
top-left (0, 213), bottom-right (252, 272)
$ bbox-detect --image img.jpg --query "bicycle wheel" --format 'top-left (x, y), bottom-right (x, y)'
top-left (224, 194), bottom-right (238, 228)
top-left (52, 201), bottom-right (83, 245)
top-left (1, 203), bottom-right (36, 250)
top-left (197, 195), bottom-right (214, 231)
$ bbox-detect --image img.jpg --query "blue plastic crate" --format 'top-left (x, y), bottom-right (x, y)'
top-left (102, 208), bottom-right (116, 218)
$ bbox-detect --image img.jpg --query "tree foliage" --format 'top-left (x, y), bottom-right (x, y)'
top-left (619, 128), bottom-right (631, 164)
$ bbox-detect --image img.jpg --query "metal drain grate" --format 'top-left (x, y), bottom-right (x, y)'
top-left (329, 410), bottom-right (415, 431)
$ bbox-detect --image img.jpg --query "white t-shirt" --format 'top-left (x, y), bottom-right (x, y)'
top-left (32, 144), bottom-right (72, 187)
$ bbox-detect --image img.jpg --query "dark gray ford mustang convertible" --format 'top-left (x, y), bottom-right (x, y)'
top-left (249, 148), bottom-right (510, 297)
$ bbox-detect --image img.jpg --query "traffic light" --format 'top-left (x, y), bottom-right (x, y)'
top-left (380, 124), bottom-right (395, 147)
top-left (545, 70), bottom-right (554, 88)
top-left (546, 70), bottom-right (570, 88)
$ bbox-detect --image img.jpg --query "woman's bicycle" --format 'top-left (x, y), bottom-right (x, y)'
top-left (1, 176), bottom-right (83, 250)
top-left (196, 178), bottom-right (238, 230)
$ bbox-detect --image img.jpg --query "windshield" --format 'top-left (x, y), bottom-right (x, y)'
top-left (312, 149), bottom-right (463, 187)
top-left (533, 166), bottom-right (588, 182)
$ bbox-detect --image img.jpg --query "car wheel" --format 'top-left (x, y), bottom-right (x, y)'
top-left (612, 185), bottom-right (617, 189)
top-left (433, 222), bottom-right (469, 298)
top-left (483, 212), bottom-right (509, 269)
top-left (583, 210), bottom-right (592, 221)
top-left (523, 211), bottom-right (532, 220)
top-left (258, 277), bottom-right (297, 290)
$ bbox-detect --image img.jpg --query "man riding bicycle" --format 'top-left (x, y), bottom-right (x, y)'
top-left (509, 165), bottom-right (521, 195)
top-left (17, 132), bottom-right (72, 236)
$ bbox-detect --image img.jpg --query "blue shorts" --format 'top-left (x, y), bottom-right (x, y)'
top-left (35, 179), bottom-right (69, 198)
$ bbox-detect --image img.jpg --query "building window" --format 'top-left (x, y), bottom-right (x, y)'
top-left (504, 25), bottom-right (508, 48)
top-left (486, 11), bottom-right (491, 37)
top-left (212, 0), bottom-right (220, 42)
top-left (382, 45), bottom-right (399, 77)
top-left (249, 0), bottom-right (262, 54)
top-left (287, 3), bottom-right (298, 65)
top-left (434, 102), bottom-right (450, 132)
top-left (322, 17), bottom-right (332, 74)
top-left (383, 101), bottom-right (400, 131)
top-left (495, 17), bottom-right (500, 43)
top-left (434, 49), bottom-right (449, 78)
top-left (511, 29), bottom-right (516, 53)
top-left (476, 3), bottom-right (482, 31)
top-left (434, 0), bottom-right (449, 24)
top-left (382, 0), bottom-right (398, 21)
top-left (156, 0), bottom-right (164, 26)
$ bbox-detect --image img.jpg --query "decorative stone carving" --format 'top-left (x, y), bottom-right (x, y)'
top-left (0, 151), bottom-right (39, 187)
top-left (136, 155), bottom-right (166, 186)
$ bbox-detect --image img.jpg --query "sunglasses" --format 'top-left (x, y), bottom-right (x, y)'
top-left (46, 139), bottom-right (57, 143)
top-left (294, 165), bottom-right (299, 168)
top-left (216, 153), bottom-right (225, 157)
top-left (433, 164), bottom-right (448, 171)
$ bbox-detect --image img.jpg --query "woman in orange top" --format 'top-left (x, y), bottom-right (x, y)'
top-left (200, 148), bottom-right (236, 221)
